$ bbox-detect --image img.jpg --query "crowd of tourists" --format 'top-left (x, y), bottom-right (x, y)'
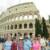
top-left (1, 33), bottom-right (50, 50)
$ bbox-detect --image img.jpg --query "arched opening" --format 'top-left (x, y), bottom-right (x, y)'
top-left (29, 15), bottom-right (33, 19)
top-left (19, 24), bottom-right (22, 29)
top-left (24, 24), bottom-right (27, 28)
top-left (11, 25), bottom-right (13, 29)
top-left (29, 23), bottom-right (33, 28)
top-left (29, 33), bottom-right (33, 38)
top-left (24, 16), bottom-right (28, 20)
top-left (15, 24), bottom-right (17, 29)
top-left (14, 33), bottom-right (17, 37)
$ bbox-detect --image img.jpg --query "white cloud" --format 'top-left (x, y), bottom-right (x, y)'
top-left (33, 0), bottom-right (50, 20)
top-left (0, 0), bottom-right (7, 11)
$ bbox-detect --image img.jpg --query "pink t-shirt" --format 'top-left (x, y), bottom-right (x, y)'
top-left (32, 41), bottom-right (41, 50)
top-left (19, 40), bottom-right (23, 50)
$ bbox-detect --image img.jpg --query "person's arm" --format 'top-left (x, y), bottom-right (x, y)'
top-left (38, 44), bottom-right (41, 50)
top-left (30, 47), bottom-right (33, 50)
top-left (29, 41), bottom-right (32, 50)
top-left (30, 42), bottom-right (33, 50)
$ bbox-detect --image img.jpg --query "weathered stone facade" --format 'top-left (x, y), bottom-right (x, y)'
top-left (0, 2), bottom-right (40, 37)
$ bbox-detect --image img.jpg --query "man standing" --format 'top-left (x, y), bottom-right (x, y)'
top-left (40, 36), bottom-right (46, 50)
top-left (23, 33), bottom-right (32, 50)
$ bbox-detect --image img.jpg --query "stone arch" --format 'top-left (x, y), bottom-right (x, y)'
top-left (24, 23), bottom-right (27, 28)
top-left (15, 24), bottom-right (17, 29)
top-left (29, 23), bottom-right (33, 28)
top-left (19, 24), bottom-right (22, 29)
top-left (29, 33), bottom-right (33, 38)
top-left (11, 25), bottom-right (13, 29)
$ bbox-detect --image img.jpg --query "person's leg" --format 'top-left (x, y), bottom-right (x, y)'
top-left (44, 47), bottom-right (46, 50)
top-left (41, 47), bottom-right (43, 50)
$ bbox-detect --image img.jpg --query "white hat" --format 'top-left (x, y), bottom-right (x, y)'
top-left (19, 36), bottom-right (23, 39)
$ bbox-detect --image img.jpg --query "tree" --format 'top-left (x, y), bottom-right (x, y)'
top-left (42, 17), bottom-right (49, 38)
top-left (49, 15), bottom-right (50, 23)
top-left (35, 18), bottom-right (42, 37)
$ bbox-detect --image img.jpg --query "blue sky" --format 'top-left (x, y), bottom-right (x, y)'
top-left (0, 0), bottom-right (50, 20)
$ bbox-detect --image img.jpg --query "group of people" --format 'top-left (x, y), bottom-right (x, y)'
top-left (1, 33), bottom-right (50, 50)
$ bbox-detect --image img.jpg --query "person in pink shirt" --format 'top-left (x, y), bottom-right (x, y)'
top-left (32, 37), bottom-right (41, 50)
top-left (18, 34), bottom-right (24, 50)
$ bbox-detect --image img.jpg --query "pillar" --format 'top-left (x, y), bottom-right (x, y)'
top-left (27, 23), bottom-right (29, 29)
top-left (22, 23), bottom-right (24, 29)
top-left (17, 24), bottom-right (19, 29)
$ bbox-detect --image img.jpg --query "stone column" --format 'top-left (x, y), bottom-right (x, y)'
top-left (22, 23), bottom-right (24, 29)
top-left (27, 23), bottom-right (29, 29)
top-left (22, 15), bottom-right (24, 20)
top-left (17, 24), bottom-right (19, 29)
top-left (18, 16), bottom-right (20, 21)
top-left (27, 16), bottom-right (28, 20)
top-left (9, 25), bottom-right (11, 30)
top-left (32, 14), bottom-right (35, 34)
top-left (32, 15), bottom-right (34, 20)
top-left (14, 16), bottom-right (16, 21)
